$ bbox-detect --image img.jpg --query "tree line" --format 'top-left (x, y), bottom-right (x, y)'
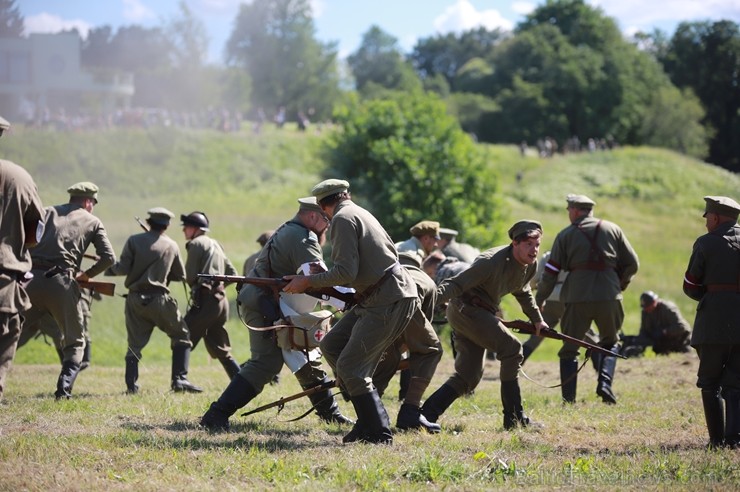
top-left (1, 0), bottom-right (738, 171)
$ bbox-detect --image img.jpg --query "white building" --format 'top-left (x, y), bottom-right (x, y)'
top-left (0, 33), bottom-right (134, 122)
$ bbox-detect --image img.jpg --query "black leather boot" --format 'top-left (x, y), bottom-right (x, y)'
top-left (420, 383), bottom-right (460, 423)
top-left (125, 356), bottom-right (139, 394)
top-left (344, 390), bottom-right (393, 445)
top-left (596, 348), bottom-right (618, 404)
top-left (398, 368), bottom-right (410, 401)
top-left (200, 375), bottom-right (258, 431)
top-left (522, 344), bottom-right (535, 364)
top-left (171, 345), bottom-right (203, 393)
top-left (702, 389), bottom-right (725, 448)
top-left (219, 357), bottom-right (241, 380)
top-left (560, 358), bottom-right (578, 403)
top-left (55, 360), bottom-right (81, 400)
top-left (723, 390), bottom-right (740, 447)
top-left (396, 402), bottom-right (441, 433)
top-left (307, 379), bottom-right (354, 425)
top-left (501, 379), bottom-right (534, 430)
top-left (80, 341), bottom-right (91, 371)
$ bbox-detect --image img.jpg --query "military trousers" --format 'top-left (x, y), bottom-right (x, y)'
top-left (695, 344), bottom-right (740, 394)
top-left (124, 292), bottom-right (191, 360)
top-left (0, 312), bottom-right (22, 398)
top-left (558, 300), bottom-right (623, 360)
top-left (442, 298), bottom-right (523, 395)
top-left (184, 287), bottom-right (234, 360)
top-left (320, 296), bottom-right (418, 396)
top-left (23, 269), bottom-right (85, 364)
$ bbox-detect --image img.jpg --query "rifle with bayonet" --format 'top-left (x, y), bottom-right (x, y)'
top-left (465, 295), bottom-right (625, 359)
top-left (197, 273), bottom-right (356, 309)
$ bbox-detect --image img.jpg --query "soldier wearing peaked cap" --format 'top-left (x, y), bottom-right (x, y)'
top-left (201, 197), bottom-right (352, 431)
top-left (243, 229), bottom-right (275, 276)
top-left (536, 194), bottom-right (639, 405)
top-left (0, 124), bottom-right (45, 400)
top-left (438, 227), bottom-right (480, 264)
top-left (180, 211), bottom-right (242, 380)
top-left (22, 181), bottom-right (115, 399)
top-left (105, 207), bottom-right (202, 395)
top-left (283, 178), bottom-right (435, 444)
top-left (396, 220), bottom-right (441, 268)
top-left (683, 195), bottom-right (740, 448)
top-left (421, 220), bottom-right (547, 430)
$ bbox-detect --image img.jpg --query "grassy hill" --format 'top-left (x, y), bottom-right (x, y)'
top-left (5, 126), bottom-right (740, 367)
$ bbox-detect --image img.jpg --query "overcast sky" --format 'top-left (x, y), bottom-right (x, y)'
top-left (18, 0), bottom-right (740, 63)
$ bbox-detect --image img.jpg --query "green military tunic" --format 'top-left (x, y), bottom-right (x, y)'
top-left (684, 220), bottom-right (740, 390)
top-left (0, 160), bottom-right (44, 399)
top-left (23, 202), bottom-right (114, 364)
top-left (537, 214), bottom-right (639, 358)
top-left (236, 218), bottom-right (329, 393)
top-left (183, 234), bottom-right (238, 361)
top-left (435, 244), bottom-right (542, 392)
top-left (310, 199), bottom-right (419, 396)
top-left (638, 299), bottom-right (690, 353)
top-left (395, 236), bottom-right (427, 269)
top-left (107, 230), bottom-right (189, 360)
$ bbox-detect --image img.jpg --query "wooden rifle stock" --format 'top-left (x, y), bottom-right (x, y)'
top-left (77, 279), bottom-right (116, 296)
top-left (197, 273), bottom-right (356, 308)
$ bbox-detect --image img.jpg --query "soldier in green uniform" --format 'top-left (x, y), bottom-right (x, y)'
top-left (181, 211), bottom-right (241, 379)
top-left (438, 228), bottom-right (480, 264)
top-left (106, 207), bottom-right (202, 394)
top-left (628, 291), bottom-right (691, 355)
top-left (0, 115), bottom-right (45, 400)
top-left (683, 195), bottom-right (740, 447)
top-left (283, 179), bottom-right (421, 445)
top-left (200, 197), bottom-right (352, 430)
top-left (536, 194), bottom-right (639, 404)
top-left (395, 220), bottom-right (441, 267)
top-left (242, 230), bottom-right (274, 276)
top-left (421, 220), bottom-right (547, 430)
top-left (23, 182), bottom-right (115, 399)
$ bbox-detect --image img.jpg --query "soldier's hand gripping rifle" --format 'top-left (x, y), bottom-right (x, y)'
top-left (197, 274), bottom-right (357, 310)
top-left (464, 294), bottom-right (625, 359)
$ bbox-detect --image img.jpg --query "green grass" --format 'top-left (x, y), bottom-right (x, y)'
top-left (3, 126), bottom-right (740, 489)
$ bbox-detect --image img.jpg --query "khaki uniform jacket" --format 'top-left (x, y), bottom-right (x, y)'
top-left (310, 200), bottom-right (417, 305)
top-left (437, 244), bottom-right (543, 324)
top-left (537, 215), bottom-right (639, 305)
top-left (683, 221), bottom-right (740, 345)
top-left (395, 236), bottom-right (426, 268)
top-left (640, 299), bottom-right (690, 341)
top-left (185, 234), bottom-right (237, 288)
top-left (238, 218), bottom-right (323, 318)
top-left (31, 203), bottom-right (115, 277)
top-left (0, 160), bottom-right (44, 313)
top-left (107, 231), bottom-right (184, 293)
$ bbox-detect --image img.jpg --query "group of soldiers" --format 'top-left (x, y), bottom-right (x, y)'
top-left (2, 112), bottom-right (739, 447)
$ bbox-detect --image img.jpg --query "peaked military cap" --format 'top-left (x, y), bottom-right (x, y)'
top-left (410, 220), bottom-right (441, 239)
top-left (298, 196), bottom-right (323, 213)
top-left (640, 290), bottom-right (658, 308)
top-left (312, 179), bottom-right (350, 202)
top-left (566, 194), bottom-right (596, 209)
top-left (439, 227), bottom-right (459, 239)
top-left (703, 196), bottom-right (740, 219)
top-left (180, 211), bottom-right (209, 230)
top-left (508, 220), bottom-right (543, 240)
top-left (148, 207), bottom-right (175, 225)
top-left (67, 181), bottom-right (99, 203)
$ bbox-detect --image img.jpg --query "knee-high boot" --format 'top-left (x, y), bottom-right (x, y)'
top-left (343, 390), bottom-right (393, 445)
top-left (596, 347), bottom-right (618, 404)
top-left (560, 358), bottom-right (578, 403)
top-left (200, 375), bottom-right (258, 431)
top-left (501, 379), bottom-right (534, 430)
top-left (701, 389), bottom-right (725, 448)
top-left (420, 383), bottom-right (460, 423)
top-left (54, 360), bottom-right (81, 400)
top-left (171, 345), bottom-right (203, 393)
top-left (723, 390), bottom-right (740, 447)
top-left (125, 356), bottom-right (139, 394)
top-left (219, 357), bottom-right (241, 380)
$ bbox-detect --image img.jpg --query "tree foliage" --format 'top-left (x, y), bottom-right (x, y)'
top-left (0, 0), bottom-right (23, 38)
top-left (325, 93), bottom-right (504, 246)
top-left (640, 86), bottom-right (708, 158)
top-left (660, 20), bottom-right (740, 171)
top-left (225, 0), bottom-right (340, 121)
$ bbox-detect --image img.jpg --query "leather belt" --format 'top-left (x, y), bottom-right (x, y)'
top-left (705, 284), bottom-right (740, 292)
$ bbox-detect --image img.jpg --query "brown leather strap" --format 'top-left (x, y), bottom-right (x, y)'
top-left (705, 284), bottom-right (740, 292)
top-left (569, 262), bottom-right (615, 272)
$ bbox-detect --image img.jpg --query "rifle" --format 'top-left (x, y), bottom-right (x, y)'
top-left (464, 295), bottom-right (625, 359)
top-left (197, 273), bottom-right (356, 308)
top-left (134, 216), bottom-right (148, 232)
top-left (77, 279), bottom-right (116, 296)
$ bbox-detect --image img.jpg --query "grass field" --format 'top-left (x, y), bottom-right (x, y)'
top-left (3, 126), bottom-right (740, 490)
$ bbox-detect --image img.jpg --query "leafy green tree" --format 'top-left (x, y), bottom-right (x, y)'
top-left (661, 20), bottom-right (740, 171)
top-left (225, 0), bottom-right (340, 121)
top-left (325, 93), bottom-right (504, 246)
top-left (165, 0), bottom-right (208, 69)
top-left (347, 26), bottom-right (421, 94)
top-left (640, 85), bottom-right (708, 158)
top-left (0, 0), bottom-right (23, 37)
